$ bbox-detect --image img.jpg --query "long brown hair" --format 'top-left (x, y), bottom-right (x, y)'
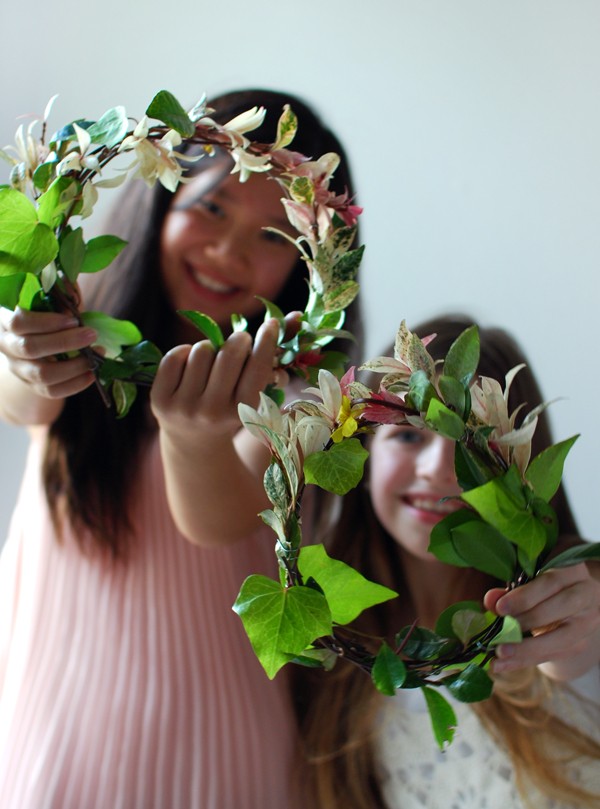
top-left (41, 88), bottom-right (363, 556)
top-left (293, 314), bottom-right (600, 808)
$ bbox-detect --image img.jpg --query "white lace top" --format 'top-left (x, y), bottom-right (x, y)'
top-left (375, 667), bottom-right (600, 809)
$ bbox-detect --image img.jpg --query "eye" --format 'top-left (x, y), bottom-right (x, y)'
top-left (261, 228), bottom-right (292, 247)
top-left (196, 198), bottom-right (224, 218)
top-left (388, 427), bottom-right (426, 446)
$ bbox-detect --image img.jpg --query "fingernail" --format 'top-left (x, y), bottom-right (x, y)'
top-left (495, 644), bottom-right (515, 659)
top-left (80, 328), bottom-right (97, 343)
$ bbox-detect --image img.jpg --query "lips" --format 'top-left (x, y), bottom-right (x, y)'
top-left (403, 494), bottom-right (461, 515)
top-left (190, 267), bottom-right (238, 295)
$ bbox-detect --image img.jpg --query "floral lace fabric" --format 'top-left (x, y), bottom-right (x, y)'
top-left (375, 667), bottom-right (600, 809)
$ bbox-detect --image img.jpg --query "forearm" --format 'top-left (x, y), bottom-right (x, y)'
top-left (160, 427), bottom-right (271, 547)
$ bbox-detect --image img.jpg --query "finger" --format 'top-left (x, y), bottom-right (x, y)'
top-left (15, 354), bottom-right (98, 396)
top-left (235, 319), bottom-right (281, 406)
top-left (494, 565), bottom-right (588, 619)
top-left (1, 324), bottom-right (98, 362)
top-left (150, 345), bottom-right (194, 409)
top-left (200, 331), bottom-right (254, 409)
top-left (0, 307), bottom-right (80, 334)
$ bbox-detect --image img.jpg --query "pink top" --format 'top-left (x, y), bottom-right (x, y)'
top-left (0, 429), bottom-right (298, 809)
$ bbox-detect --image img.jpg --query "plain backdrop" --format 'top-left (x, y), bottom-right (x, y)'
top-left (1, 1), bottom-right (598, 547)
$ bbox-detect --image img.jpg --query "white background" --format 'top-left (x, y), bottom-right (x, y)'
top-left (1, 0), bottom-right (598, 546)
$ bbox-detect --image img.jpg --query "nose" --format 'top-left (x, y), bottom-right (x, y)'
top-left (417, 435), bottom-right (456, 484)
top-left (203, 227), bottom-right (249, 272)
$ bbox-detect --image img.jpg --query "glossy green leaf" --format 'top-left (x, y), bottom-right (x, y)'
top-left (425, 398), bottom-right (465, 441)
top-left (233, 575), bottom-right (332, 679)
top-left (81, 235), bottom-right (128, 274)
top-left (406, 370), bottom-right (436, 412)
top-left (372, 642), bottom-right (406, 695)
top-left (59, 227), bottom-right (85, 281)
top-left (443, 325), bottom-right (479, 385)
top-left (0, 273), bottom-right (27, 308)
top-left (304, 438), bottom-right (369, 496)
top-left (0, 187), bottom-right (58, 276)
top-left (87, 106), bottom-right (129, 148)
top-left (146, 90), bottom-right (195, 137)
top-left (435, 601), bottom-right (483, 640)
top-left (80, 311), bottom-right (141, 358)
top-left (525, 435), bottom-right (579, 502)
top-left (487, 615), bottom-right (523, 646)
top-left (451, 609), bottom-right (491, 645)
top-left (450, 519), bottom-right (517, 581)
top-left (36, 176), bottom-right (78, 229)
top-left (298, 544), bottom-right (397, 625)
top-left (454, 441), bottom-right (496, 491)
top-left (438, 375), bottom-right (466, 419)
top-left (178, 310), bottom-right (225, 349)
top-left (540, 541), bottom-right (600, 572)
top-left (444, 663), bottom-right (493, 703)
top-left (422, 687), bottom-right (457, 749)
top-left (429, 509), bottom-right (478, 567)
top-left (395, 626), bottom-right (457, 660)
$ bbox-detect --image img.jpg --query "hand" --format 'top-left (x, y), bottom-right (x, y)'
top-left (150, 317), bottom-right (282, 445)
top-left (0, 307), bottom-right (98, 400)
top-left (484, 563), bottom-right (600, 681)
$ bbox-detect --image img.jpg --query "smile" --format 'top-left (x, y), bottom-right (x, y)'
top-left (191, 268), bottom-right (237, 295)
top-left (405, 496), bottom-right (459, 514)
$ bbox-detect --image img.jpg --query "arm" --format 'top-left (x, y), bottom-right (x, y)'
top-left (484, 561), bottom-right (600, 682)
top-left (150, 319), bottom-right (282, 547)
top-left (0, 307), bottom-right (97, 426)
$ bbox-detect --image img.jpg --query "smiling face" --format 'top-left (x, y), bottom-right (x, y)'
top-left (159, 161), bottom-right (299, 339)
top-left (367, 424), bottom-right (463, 563)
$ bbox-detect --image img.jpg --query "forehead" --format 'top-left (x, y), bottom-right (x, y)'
top-left (173, 161), bottom-right (285, 212)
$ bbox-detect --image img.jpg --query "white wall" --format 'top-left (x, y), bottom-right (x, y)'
top-left (1, 0), bottom-right (598, 545)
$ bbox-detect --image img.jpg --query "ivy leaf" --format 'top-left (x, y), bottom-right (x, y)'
top-left (298, 543), bottom-right (397, 625)
top-left (36, 176), bottom-right (79, 229)
top-left (146, 90), bottom-right (195, 137)
top-left (86, 106), bottom-right (129, 148)
top-left (525, 435), bottom-right (579, 502)
top-left (429, 509), bottom-right (479, 567)
top-left (178, 310), bottom-right (225, 349)
top-left (80, 311), bottom-right (141, 358)
top-left (443, 325), bottom-right (480, 386)
top-left (422, 687), bottom-right (457, 750)
top-left (0, 187), bottom-right (58, 276)
top-left (539, 541), bottom-right (600, 573)
top-left (0, 273), bottom-right (28, 309)
top-left (487, 615), bottom-right (523, 647)
top-left (372, 642), bottom-right (406, 696)
top-left (444, 663), bottom-right (493, 703)
top-left (304, 438), bottom-right (369, 495)
top-left (81, 235), bottom-right (128, 274)
top-left (233, 575), bottom-right (332, 679)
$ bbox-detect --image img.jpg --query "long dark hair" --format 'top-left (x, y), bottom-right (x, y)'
top-left (42, 88), bottom-right (363, 556)
top-left (293, 314), bottom-right (598, 809)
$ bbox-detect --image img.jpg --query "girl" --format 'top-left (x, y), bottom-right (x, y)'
top-left (293, 314), bottom-right (600, 809)
top-left (0, 88), bottom-right (361, 809)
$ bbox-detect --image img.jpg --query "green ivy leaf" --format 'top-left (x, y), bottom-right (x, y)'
top-left (444, 663), bottom-right (493, 703)
top-left (233, 575), bottom-right (332, 679)
top-left (146, 90), bottom-right (196, 138)
top-left (0, 273), bottom-right (27, 309)
top-left (0, 187), bottom-right (58, 276)
top-left (80, 311), bottom-right (141, 358)
top-left (372, 642), bottom-right (406, 696)
top-left (525, 435), bottom-right (579, 502)
top-left (304, 438), bottom-right (369, 495)
top-left (422, 687), bottom-right (457, 750)
top-left (298, 544), bottom-right (397, 625)
top-left (178, 310), bottom-right (225, 349)
top-left (428, 509), bottom-right (478, 567)
top-left (36, 176), bottom-right (79, 229)
top-left (443, 325), bottom-right (480, 386)
top-left (539, 541), bottom-right (600, 572)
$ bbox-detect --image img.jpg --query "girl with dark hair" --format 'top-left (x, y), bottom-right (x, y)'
top-left (293, 315), bottom-right (600, 809)
top-left (0, 88), bottom-right (362, 808)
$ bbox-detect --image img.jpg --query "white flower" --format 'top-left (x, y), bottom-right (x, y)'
top-left (229, 147), bottom-right (272, 183)
top-left (223, 106), bottom-right (266, 138)
top-left (119, 124), bottom-right (200, 192)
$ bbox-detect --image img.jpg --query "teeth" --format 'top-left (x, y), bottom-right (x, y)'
top-left (192, 270), bottom-right (235, 294)
top-left (410, 497), bottom-right (456, 513)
